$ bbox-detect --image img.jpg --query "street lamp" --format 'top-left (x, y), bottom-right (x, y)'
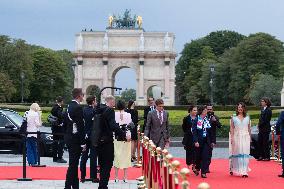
top-left (71, 61), bottom-right (77, 73)
top-left (209, 64), bottom-right (215, 105)
top-left (20, 72), bottom-right (25, 103)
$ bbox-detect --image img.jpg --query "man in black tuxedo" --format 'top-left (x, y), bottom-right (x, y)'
top-left (257, 97), bottom-right (272, 161)
top-left (207, 105), bottom-right (221, 173)
top-left (80, 96), bottom-right (99, 183)
top-left (64, 88), bottom-right (86, 189)
top-left (95, 95), bottom-right (131, 189)
top-left (143, 97), bottom-right (155, 132)
top-left (51, 96), bottom-right (67, 163)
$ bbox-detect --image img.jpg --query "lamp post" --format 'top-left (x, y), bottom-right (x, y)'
top-left (20, 72), bottom-right (25, 103)
top-left (50, 78), bottom-right (55, 103)
top-left (209, 64), bottom-right (215, 105)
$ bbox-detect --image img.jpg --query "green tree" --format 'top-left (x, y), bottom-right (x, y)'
top-left (227, 33), bottom-right (284, 104)
top-left (120, 89), bottom-right (136, 102)
top-left (30, 48), bottom-right (69, 103)
top-left (176, 30), bottom-right (245, 104)
top-left (249, 74), bottom-right (282, 105)
top-left (0, 36), bottom-right (33, 102)
top-left (0, 72), bottom-right (16, 102)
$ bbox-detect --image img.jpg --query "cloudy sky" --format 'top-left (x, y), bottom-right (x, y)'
top-left (1, 0), bottom-right (283, 90)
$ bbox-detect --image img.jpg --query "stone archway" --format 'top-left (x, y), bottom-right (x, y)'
top-left (73, 27), bottom-right (176, 105)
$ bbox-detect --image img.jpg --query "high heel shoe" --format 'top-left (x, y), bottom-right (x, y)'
top-left (242, 175), bottom-right (248, 178)
top-left (114, 179), bottom-right (119, 183)
top-left (193, 169), bottom-right (199, 176)
top-left (123, 179), bottom-right (128, 183)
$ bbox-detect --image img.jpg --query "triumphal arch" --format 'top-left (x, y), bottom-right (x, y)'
top-left (73, 10), bottom-right (176, 105)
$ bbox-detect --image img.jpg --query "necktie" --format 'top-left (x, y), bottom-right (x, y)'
top-left (159, 111), bottom-right (163, 124)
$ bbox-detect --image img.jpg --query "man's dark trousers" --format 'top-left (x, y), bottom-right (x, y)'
top-left (258, 132), bottom-right (270, 159)
top-left (65, 141), bottom-right (81, 189)
top-left (96, 142), bottom-right (114, 189)
top-left (52, 134), bottom-right (64, 160)
top-left (80, 140), bottom-right (98, 179)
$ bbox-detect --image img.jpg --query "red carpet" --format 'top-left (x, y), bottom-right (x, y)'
top-left (0, 159), bottom-right (283, 189)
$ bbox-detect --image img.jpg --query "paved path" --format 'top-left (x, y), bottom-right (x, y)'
top-left (0, 180), bottom-right (138, 189)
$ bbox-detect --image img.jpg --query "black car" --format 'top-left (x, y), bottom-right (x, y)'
top-left (0, 109), bottom-right (53, 156)
top-left (250, 120), bottom-right (280, 159)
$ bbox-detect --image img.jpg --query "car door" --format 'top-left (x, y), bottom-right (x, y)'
top-left (0, 114), bottom-right (19, 153)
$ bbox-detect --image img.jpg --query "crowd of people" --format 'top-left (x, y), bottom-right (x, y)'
top-left (22, 89), bottom-right (284, 188)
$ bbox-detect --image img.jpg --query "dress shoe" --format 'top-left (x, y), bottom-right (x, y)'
top-left (257, 157), bottom-right (263, 161)
top-left (278, 173), bottom-right (284, 178)
top-left (262, 158), bottom-right (270, 161)
top-left (201, 174), bottom-right (207, 178)
top-left (123, 179), bottom-right (128, 183)
top-left (206, 170), bottom-right (211, 173)
top-left (56, 158), bottom-right (67, 163)
top-left (193, 169), bottom-right (199, 176)
top-left (53, 158), bottom-right (58, 162)
top-left (242, 175), bottom-right (248, 178)
top-left (92, 178), bottom-right (99, 183)
top-left (114, 179), bottom-right (119, 183)
top-left (80, 178), bottom-right (85, 183)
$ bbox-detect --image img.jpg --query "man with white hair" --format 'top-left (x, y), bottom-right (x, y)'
top-left (95, 95), bottom-right (131, 189)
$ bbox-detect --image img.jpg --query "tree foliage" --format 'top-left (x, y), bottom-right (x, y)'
top-left (120, 89), bottom-right (136, 103)
top-left (0, 72), bottom-right (16, 102)
top-left (249, 74), bottom-right (282, 106)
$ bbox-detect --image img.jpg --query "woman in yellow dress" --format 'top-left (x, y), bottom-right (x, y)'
top-left (114, 100), bottom-right (132, 183)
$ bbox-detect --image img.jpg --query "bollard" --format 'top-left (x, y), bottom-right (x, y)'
top-left (156, 147), bottom-right (162, 189)
top-left (197, 182), bottom-right (211, 189)
top-left (162, 149), bottom-right (169, 189)
top-left (172, 160), bottom-right (181, 189)
top-left (32, 131), bottom-right (46, 167)
top-left (166, 154), bottom-right (173, 189)
top-left (17, 133), bottom-right (32, 181)
top-left (134, 127), bottom-right (142, 168)
top-left (180, 168), bottom-right (190, 189)
top-left (271, 127), bottom-right (277, 160)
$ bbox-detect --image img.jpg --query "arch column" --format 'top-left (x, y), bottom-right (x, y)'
top-left (164, 59), bottom-right (170, 99)
top-left (77, 57), bottom-right (83, 89)
top-left (102, 59), bottom-right (108, 100)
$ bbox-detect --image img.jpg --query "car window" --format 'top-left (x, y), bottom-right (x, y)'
top-left (0, 115), bottom-right (12, 128)
top-left (7, 113), bottom-right (23, 126)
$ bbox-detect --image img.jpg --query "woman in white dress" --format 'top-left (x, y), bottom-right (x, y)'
top-left (229, 102), bottom-right (251, 177)
top-left (114, 100), bottom-right (132, 183)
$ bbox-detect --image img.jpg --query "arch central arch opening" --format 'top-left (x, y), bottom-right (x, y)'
top-left (112, 66), bottom-right (137, 103)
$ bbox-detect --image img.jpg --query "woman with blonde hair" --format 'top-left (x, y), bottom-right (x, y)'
top-left (26, 103), bottom-right (42, 166)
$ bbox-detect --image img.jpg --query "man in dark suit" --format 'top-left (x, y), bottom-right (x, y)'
top-left (64, 88), bottom-right (86, 189)
top-left (51, 96), bottom-right (67, 163)
top-left (257, 97), bottom-right (272, 161)
top-left (143, 97), bottom-right (155, 132)
top-left (80, 96), bottom-right (99, 183)
top-left (206, 105), bottom-right (221, 173)
top-left (276, 111), bottom-right (284, 177)
top-left (95, 95), bottom-right (131, 189)
top-left (144, 99), bottom-right (170, 149)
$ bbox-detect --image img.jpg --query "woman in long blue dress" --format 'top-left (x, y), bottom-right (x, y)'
top-left (229, 102), bottom-right (251, 177)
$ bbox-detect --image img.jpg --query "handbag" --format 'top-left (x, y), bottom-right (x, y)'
top-left (19, 111), bottom-right (28, 133)
top-left (47, 114), bottom-right (59, 125)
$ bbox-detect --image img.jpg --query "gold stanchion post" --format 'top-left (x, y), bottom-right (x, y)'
top-left (156, 147), bottom-right (162, 189)
top-left (135, 126), bottom-right (142, 167)
top-left (180, 168), bottom-right (190, 189)
top-left (172, 160), bottom-right (181, 189)
top-left (271, 126), bottom-right (277, 160)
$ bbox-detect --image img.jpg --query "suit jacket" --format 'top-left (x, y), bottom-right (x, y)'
top-left (258, 107), bottom-right (272, 133)
top-left (144, 110), bottom-right (170, 146)
top-left (83, 105), bottom-right (95, 138)
top-left (51, 103), bottom-right (64, 133)
top-left (143, 106), bottom-right (155, 132)
top-left (208, 114), bottom-right (221, 144)
top-left (192, 116), bottom-right (214, 145)
top-left (64, 100), bottom-right (86, 145)
top-left (182, 115), bottom-right (197, 146)
top-left (96, 106), bottom-right (126, 143)
top-left (276, 111), bottom-right (284, 138)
